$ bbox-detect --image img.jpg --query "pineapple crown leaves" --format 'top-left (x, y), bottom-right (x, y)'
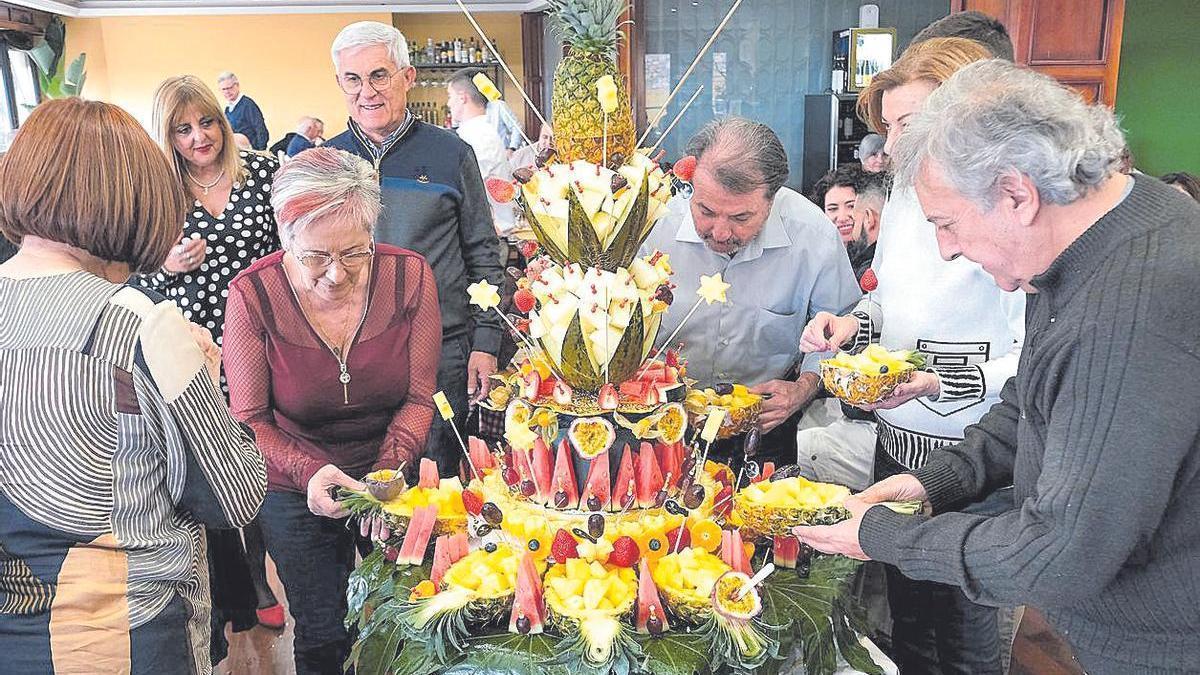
top-left (695, 611), bottom-right (783, 674)
top-left (394, 588), bottom-right (477, 664)
top-left (545, 0), bottom-right (632, 56)
top-left (551, 616), bottom-right (645, 675)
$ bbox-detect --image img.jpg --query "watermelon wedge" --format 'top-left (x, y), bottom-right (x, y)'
top-left (418, 457), bottom-right (440, 489)
top-left (635, 442), bottom-right (665, 509)
top-left (531, 437), bottom-right (555, 504)
top-left (720, 529), bottom-right (752, 575)
top-left (654, 441), bottom-right (683, 491)
top-left (430, 535), bottom-right (453, 586)
top-left (581, 449), bottom-right (611, 511)
top-left (636, 558), bottom-right (670, 635)
top-left (773, 535), bottom-right (800, 569)
top-left (397, 504), bottom-right (439, 566)
top-left (467, 435), bottom-right (495, 477)
top-left (612, 444), bottom-right (637, 511)
top-left (550, 439), bottom-right (579, 509)
top-left (508, 552), bottom-right (546, 635)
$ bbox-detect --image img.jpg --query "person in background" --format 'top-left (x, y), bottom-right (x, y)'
top-left (141, 75), bottom-right (284, 647)
top-left (287, 116), bottom-right (326, 157)
top-left (801, 38), bottom-right (1024, 675)
top-left (486, 98), bottom-right (525, 153)
top-left (447, 68), bottom-right (516, 237)
top-left (798, 57), bottom-right (1200, 675)
top-left (910, 9), bottom-right (1015, 61)
top-left (640, 117), bottom-right (861, 467)
top-left (810, 164), bottom-right (875, 273)
top-left (224, 147), bottom-right (440, 675)
top-left (0, 97), bottom-right (265, 675)
top-left (796, 170), bottom-right (887, 491)
top-left (218, 71), bottom-right (269, 151)
top-left (325, 21), bottom-right (504, 477)
top-left (1162, 171), bottom-right (1200, 201)
top-left (511, 121), bottom-right (554, 171)
top-left (858, 133), bottom-right (888, 173)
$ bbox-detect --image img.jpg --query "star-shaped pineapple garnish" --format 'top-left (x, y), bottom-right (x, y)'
top-left (697, 272), bottom-right (731, 305)
top-left (467, 279), bottom-right (502, 311)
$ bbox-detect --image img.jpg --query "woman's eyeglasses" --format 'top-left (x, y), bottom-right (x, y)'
top-left (294, 244), bottom-right (375, 270)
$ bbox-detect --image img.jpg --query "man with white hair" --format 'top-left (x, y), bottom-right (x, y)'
top-left (325, 21), bottom-right (504, 478)
top-left (796, 60), bottom-right (1200, 674)
top-left (217, 71), bottom-right (268, 150)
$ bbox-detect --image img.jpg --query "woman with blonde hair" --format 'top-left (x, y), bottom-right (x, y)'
top-left (0, 98), bottom-right (265, 674)
top-left (801, 37), bottom-right (1025, 674)
top-left (142, 75), bottom-right (284, 648)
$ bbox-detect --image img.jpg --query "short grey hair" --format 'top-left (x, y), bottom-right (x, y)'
top-left (216, 71), bottom-right (237, 84)
top-left (271, 147), bottom-right (382, 247)
top-left (858, 133), bottom-right (885, 160)
top-left (892, 59), bottom-right (1125, 208)
top-left (331, 21), bottom-right (410, 71)
top-left (686, 116), bottom-right (789, 199)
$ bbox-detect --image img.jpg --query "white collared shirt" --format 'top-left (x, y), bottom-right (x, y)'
top-left (225, 94), bottom-right (244, 113)
top-left (456, 115), bottom-right (516, 235)
top-left (639, 187), bottom-right (861, 387)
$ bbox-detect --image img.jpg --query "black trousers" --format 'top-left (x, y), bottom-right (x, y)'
top-left (426, 334), bottom-right (471, 478)
top-left (874, 447), bottom-right (1003, 675)
top-left (258, 490), bottom-right (372, 675)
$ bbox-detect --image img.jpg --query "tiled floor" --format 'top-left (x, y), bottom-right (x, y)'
top-left (219, 560), bottom-right (1085, 675)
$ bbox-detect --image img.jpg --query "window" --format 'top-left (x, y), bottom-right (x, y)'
top-left (0, 35), bottom-right (41, 149)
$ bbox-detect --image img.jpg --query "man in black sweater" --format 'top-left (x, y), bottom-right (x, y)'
top-left (796, 60), bottom-right (1200, 674)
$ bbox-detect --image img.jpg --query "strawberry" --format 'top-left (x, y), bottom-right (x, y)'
top-left (665, 526), bottom-right (691, 550)
top-left (460, 488), bottom-right (484, 517)
top-left (513, 288), bottom-right (536, 314)
top-left (597, 383), bottom-right (619, 410)
top-left (672, 155), bottom-right (698, 183)
top-left (485, 177), bottom-right (516, 203)
top-left (608, 536), bottom-right (641, 567)
top-left (551, 528), bottom-right (579, 562)
top-left (384, 544), bottom-right (400, 563)
top-left (517, 239), bottom-right (540, 259)
top-left (860, 268), bottom-right (879, 293)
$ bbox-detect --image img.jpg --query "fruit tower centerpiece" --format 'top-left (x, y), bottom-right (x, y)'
top-left (339, 1), bottom-right (888, 673)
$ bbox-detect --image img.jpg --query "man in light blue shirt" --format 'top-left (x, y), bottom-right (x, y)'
top-left (641, 118), bottom-right (861, 452)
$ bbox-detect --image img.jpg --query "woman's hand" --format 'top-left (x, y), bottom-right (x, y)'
top-left (187, 322), bottom-right (221, 386)
top-left (306, 464), bottom-right (365, 519)
top-left (800, 312), bottom-right (859, 353)
top-left (857, 371), bottom-right (941, 410)
top-left (163, 235), bottom-right (207, 274)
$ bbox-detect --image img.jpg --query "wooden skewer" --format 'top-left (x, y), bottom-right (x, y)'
top-left (452, 0), bottom-right (550, 130)
top-left (636, 0), bottom-right (747, 147)
top-left (647, 86), bottom-right (704, 155)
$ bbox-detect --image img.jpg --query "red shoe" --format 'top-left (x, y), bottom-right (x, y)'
top-left (256, 603), bottom-right (285, 629)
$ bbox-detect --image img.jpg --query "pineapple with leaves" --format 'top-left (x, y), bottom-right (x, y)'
top-left (547, 0), bottom-right (636, 169)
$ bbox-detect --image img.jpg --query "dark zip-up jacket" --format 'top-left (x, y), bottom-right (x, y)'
top-left (327, 117), bottom-right (503, 355)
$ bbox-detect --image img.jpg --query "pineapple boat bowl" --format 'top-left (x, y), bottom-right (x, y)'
top-left (343, 464), bottom-right (468, 538)
top-left (733, 476), bottom-right (853, 540)
top-left (820, 344), bottom-right (927, 406)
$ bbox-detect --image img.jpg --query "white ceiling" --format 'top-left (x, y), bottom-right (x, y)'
top-left (12, 0), bottom-right (549, 16)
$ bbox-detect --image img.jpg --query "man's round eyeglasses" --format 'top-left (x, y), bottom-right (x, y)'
top-left (339, 70), bottom-right (393, 95)
top-left (295, 244), bottom-right (375, 270)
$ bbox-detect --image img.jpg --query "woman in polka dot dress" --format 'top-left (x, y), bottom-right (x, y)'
top-left (145, 75), bottom-right (284, 658)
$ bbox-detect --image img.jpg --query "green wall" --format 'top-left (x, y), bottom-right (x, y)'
top-left (1114, 1), bottom-right (1200, 176)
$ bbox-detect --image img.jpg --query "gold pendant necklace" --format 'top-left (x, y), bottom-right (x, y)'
top-left (186, 167), bottom-right (226, 196)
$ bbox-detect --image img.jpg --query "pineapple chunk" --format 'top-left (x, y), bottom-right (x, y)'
top-left (589, 560), bottom-right (608, 579)
top-left (583, 578), bottom-right (607, 609)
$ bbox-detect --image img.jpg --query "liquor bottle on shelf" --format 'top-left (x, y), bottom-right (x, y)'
top-left (425, 38), bottom-right (434, 64)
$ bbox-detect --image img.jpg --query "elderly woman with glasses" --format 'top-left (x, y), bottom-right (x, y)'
top-left (223, 147), bottom-right (440, 674)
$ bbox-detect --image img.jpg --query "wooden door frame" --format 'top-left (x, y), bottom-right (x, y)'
top-left (520, 10), bottom-right (546, 140)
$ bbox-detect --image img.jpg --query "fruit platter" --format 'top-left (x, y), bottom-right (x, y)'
top-left (819, 345), bottom-right (926, 406)
top-left (337, 0), bottom-right (891, 672)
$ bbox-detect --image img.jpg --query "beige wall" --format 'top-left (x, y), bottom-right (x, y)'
top-left (65, 12), bottom-right (391, 142)
top-left (64, 10), bottom-right (529, 144)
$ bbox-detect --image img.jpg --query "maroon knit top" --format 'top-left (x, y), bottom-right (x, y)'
top-left (223, 245), bottom-right (442, 492)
